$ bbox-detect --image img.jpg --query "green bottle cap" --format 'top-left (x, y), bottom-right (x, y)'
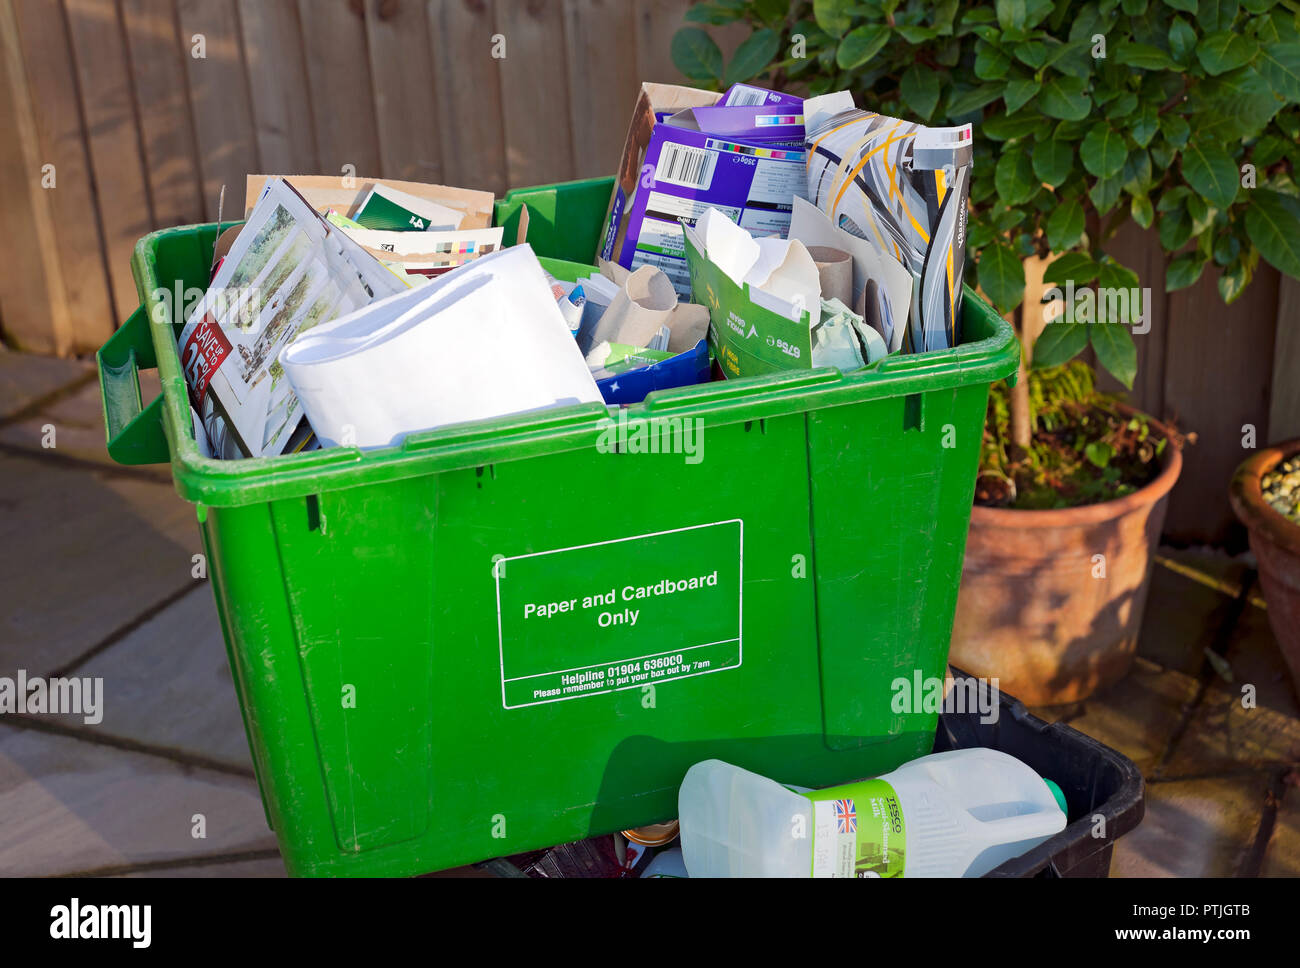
top-left (1044, 778), bottom-right (1067, 815)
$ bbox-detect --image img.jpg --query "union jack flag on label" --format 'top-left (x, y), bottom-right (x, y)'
top-left (834, 798), bottom-right (857, 834)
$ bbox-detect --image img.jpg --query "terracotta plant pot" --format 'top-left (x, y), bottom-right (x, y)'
top-left (949, 438), bottom-right (1183, 706)
top-left (1230, 439), bottom-right (1300, 698)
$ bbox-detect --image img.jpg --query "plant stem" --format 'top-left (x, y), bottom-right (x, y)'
top-left (1011, 303), bottom-right (1032, 450)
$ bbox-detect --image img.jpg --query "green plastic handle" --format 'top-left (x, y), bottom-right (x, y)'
top-left (96, 306), bottom-right (171, 465)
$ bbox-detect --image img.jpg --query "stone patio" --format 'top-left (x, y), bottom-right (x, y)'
top-left (1, 347), bottom-right (1296, 877)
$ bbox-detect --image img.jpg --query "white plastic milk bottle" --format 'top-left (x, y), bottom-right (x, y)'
top-left (678, 748), bottom-right (1068, 878)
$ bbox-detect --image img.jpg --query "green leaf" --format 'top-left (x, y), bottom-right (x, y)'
top-left (1182, 142), bottom-right (1240, 209)
top-left (1043, 251), bottom-right (1100, 285)
top-left (1213, 232), bottom-right (1241, 266)
top-left (996, 0), bottom-right (1029, 31)
top-left (978, 242), bottom-right (1026, 314)
top-left (1115, 43), bottom-right (1177, 70)
top-left (1122, 148), bottom-right (1154, 194)
top-left (995, 147), bottom-right (1038, 204)
top-left (1091, 323), bottom-right (1138, 389)
top-left (671, 28), bottom-right (724, 81)
top-left (975, 39), bottom-right (1013, 79)
top-left (1004, 76), bottom-right (1040, 113)
top-left (751, 0), bottom-right (790, 25)
top-left (724, 29), bottom-right (781, 84)
top-left (1197, 31), bottom-right (1260, 75)
top-left (1159, 202), bottom-right (1195, 250)
top-left (1081, 123), bottom-right (1128, 178)
top-left (1032, 135), bottom-right (1073, 187)
top-left (1199, 0), bottom-right (1241, 32)
top-left (1106, 91), bottom-right (1139, 119)
top-left (984, 113), bottom-right (1047, 140)
top-left (946, 82), bottom-right (1007, 117)
top-left (1013, 38), bottom-right (1063, 70)
top-left (1169, 16), bottom-right (1198, 64)
top-left (1085, 440), bottom-right (1114, 468)
top-left (1032, 321), bottom-right (1089, 368)
top-left (1099, 260), bottom-right (1141, 299)
top-left (1131, 104), bottom-right (1160, 148)
top-left (1160, 113), bottom-right (1191, 147)
top-left (1244, 189), bottom-right (1300, 279)
top-left (1132, 193), bottom-right (1155, 229)
top-left (1257, 43), bottom-right (1300, 99)
top-left (1048, 197), bottom-right (1086, 249)
top-left (1219, 259), bottom-right (1250, 301)
top-left (1165, 0), bottom-right (1199, 12)
top-left (1193, 65), bottom-right (1283, 140)
top-left (836, 23), bottom-right (890, 69)
top-left (813, 0), bottom-right (854, 38)
top-left (684, 3), bottom-right (737, 26)
top-left (1167, 251), bottom-right (1209, 290)
top-left (1038, 74), bottom-right (1091, 120)
top-left (899, 64), bottom-right (941, 119)
top-left (895, 25), bottom-right (938, 44)
top-left (1091, 174), bottom-right (1123, 214)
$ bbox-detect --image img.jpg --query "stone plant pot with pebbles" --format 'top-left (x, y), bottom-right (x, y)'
top-left (1230, 440), bottom-right (1300, 698)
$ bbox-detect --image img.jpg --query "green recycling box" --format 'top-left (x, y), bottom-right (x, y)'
top-left (96, 177), bottom-right (1017, 876)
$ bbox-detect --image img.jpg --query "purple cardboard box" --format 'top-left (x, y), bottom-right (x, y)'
top-left (598, 82), bottom-right (808, 298)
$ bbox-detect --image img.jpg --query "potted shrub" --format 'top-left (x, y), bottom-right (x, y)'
top-left (674, 0), bottom-right (1300, 703)
top-left (1230, 442), bottom-right (1300, 696)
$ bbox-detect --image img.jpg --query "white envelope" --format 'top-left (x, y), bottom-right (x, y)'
top-left (280, 244), bottom-right (603, 449)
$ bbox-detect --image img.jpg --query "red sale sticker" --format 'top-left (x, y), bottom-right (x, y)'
top-left (180, 311), bottom-right (232, 407)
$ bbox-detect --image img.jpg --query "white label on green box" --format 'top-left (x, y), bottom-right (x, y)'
top-left (495, 521), bottom-right (743, 709)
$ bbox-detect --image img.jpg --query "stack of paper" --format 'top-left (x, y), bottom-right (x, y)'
top-left (279, 244), bottom-right (603, 450)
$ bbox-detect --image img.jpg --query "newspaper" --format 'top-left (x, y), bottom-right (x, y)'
top-left (177, 178), bottom-right (405, 459)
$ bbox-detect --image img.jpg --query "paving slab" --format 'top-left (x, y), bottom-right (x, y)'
top-left (1110, 773), bottom-right (1272, 877)
top-left (1262, 775), bottom-right (1300, 876)
top-left (0, 369), bottom-right (165, 469)
top-left (47, 585), bottom-right (252, 768)
top-left (0, 723), bottom-right (276, 876)
top-left (0, 350), bottom-right (94, 421)
top-left (118, 855), bottom-right (287, 878)
top-left (1161, 681), bottom-right (1300, 779)
top-left (1032, 658), bottom-right (1198, 775)
top-left (1221, 602), bottom-right (1300, 719)
top-left (0, 452), bottom-right (201, 673)
top-left (1134, 559), bottom-right (1234, 676)
top-left (1154, 546), bottom-right (1253, 599)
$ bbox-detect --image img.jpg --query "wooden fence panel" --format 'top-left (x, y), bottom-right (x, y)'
top-left (9, 0), bottom-right (112, 347)
top-left (239, 0), bottom-right (319, 176)
top-left (1164, 263), bottom-right (1280, 546)
top-left (427, 0), bottom-right (505, 194)
top-left (177, 0), bottom-right (260, 220)
top-left (64, 0), bottom-right (153, 321)
top-left (1271, 275), bottom-right (1300, 446)
top-left (296, 0), bottom-right (379, 180)
top-left (122, 0), bottom-right (205, 230)
top-left (495, 0), bottom-right (574, 189)
top-left (364, 0), bottom-right (443, 183)
top-left (0, 0), bottom-right (73, 353)
top-left (562, 0), bottom-right (638, 180)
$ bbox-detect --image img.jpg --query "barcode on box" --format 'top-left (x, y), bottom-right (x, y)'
top-left (725, 84), bottom-right (769, 106)
top-left (656, 143), bottom-right (717, 190)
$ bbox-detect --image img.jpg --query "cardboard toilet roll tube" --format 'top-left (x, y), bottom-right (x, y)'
top-left (590, 264), bottom-right (677, 348)
top-left (806, 245), bottom-right (853, 307)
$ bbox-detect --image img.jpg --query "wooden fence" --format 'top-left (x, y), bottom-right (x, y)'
top-left (0, 0), bottom-right (1294, 544)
